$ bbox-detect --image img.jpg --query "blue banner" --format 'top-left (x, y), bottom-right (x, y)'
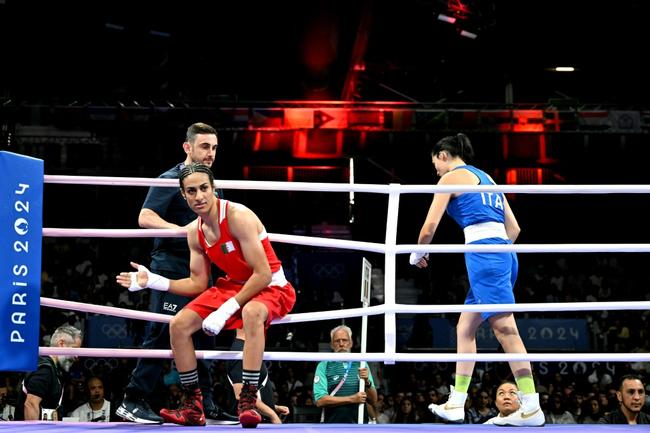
top-left (423, 317), bottom-right (589, 351)
top-left (507, 318), bottom-right (589, 351)
top-left (0, 151), bottom-right (43, 372)
top-left (86, 316), bottom-right (134, 348)
top-left (468, 318), bottom-right (589, 351)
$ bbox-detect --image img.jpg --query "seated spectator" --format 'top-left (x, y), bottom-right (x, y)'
top-left (485, 381), bottom-right (520, 424)
top-left (598, 392), bottom-right (612, 414)
top-left (392, 397), bottom-right (419, 423)
top-left (411, 391), bottom-right (431, 423)
top-left (69, 377), bottom-right (111, 422)
top-left (568, 391), bottom-right (584, 420)
top-left (547, 393), bottom-right (576, 424)
top-left (468, 389), bottom-right (497, 423)
top-left (578, 396), bottom-right (602, 424)
top-left (598, 374), bottom-right (649, 424)
top-left (431, 374), bottom-right (449, 396)
top-left (376, 395), bottom-right (394, 424)
top-left (0, 385), bottom-right (16, 421)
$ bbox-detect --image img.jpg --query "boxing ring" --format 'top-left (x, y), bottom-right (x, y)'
top-left (6, 172), bottom-right (650, 430)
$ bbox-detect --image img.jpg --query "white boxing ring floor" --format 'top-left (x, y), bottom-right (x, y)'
top-left (1, 422), bottom-right (649, 432)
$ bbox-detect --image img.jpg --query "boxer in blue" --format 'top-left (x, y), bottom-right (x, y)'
top-left (410, 133), bottom-right (544, 427)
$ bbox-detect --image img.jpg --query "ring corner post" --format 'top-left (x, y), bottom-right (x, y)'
top-left (383, 183), bottom-right (401, 366)
top-left (0, 151), bottom-right (43, 372)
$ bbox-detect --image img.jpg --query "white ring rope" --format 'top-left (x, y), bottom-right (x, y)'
top-left (43, 228), bottom-right (187, 238)
top-left (40, 174), bottom-right (650, 364)
top-left (45, 174), bottom-right (650, 194)
top-left (402, 243), bottom-right (650, 253)
top-left (42, 228), bottom-right (387, 253)
top-left (40, 297), bottom-right (388, 324)
top-left (39, 347), bottom-right (650, 363)
top-left (41, 228), bottom-right (650, 253)
top-left (41, 297), bottom-right (173, 323)
top-left (40, 297), bottom-right (650, 326)
top-left (44, 175), bottom-right (387, 193)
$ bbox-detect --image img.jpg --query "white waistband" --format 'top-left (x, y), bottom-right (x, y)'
top-left (463, 221), bottom-right (508, 244)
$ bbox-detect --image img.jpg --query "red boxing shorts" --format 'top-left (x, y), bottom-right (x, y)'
top-left (185, 277), bottom-right (296, 329)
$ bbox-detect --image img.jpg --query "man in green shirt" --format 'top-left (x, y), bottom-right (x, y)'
top-left (313, 325), bottom-right (377, 423)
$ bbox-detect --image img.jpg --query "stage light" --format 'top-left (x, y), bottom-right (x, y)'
top-left (437, 13), bottom-right (457, 24)
top-left (459, 29), bottom-right (477, 39)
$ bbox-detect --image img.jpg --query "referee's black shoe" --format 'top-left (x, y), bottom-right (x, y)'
top-left (205, 404), bottom-right (239, 425)
top-left (117, 396), bottom-right (163, 424)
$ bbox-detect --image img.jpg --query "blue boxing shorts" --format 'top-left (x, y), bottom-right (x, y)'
top-left (464, 237), bottom-right (518, 321)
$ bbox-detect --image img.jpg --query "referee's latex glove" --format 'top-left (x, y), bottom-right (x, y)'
top-left (202, 297), bottom-right (241, 336)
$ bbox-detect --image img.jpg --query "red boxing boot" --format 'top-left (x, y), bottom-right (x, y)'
top-left (238, 384), bottom-right (262, 428)
top-left (160, 389), bottom-right (206, 426)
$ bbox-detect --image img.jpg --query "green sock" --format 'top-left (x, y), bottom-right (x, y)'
top-left (454, 374), bottom-right (471, 393)
top-left (515, 375), bottom-right (536, 394)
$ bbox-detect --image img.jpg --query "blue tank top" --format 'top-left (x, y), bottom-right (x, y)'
top-left (446, 165), bottom-right (505, 229)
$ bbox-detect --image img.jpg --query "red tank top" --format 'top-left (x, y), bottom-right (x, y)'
top-left (197, 200), bottom-right (282, 282)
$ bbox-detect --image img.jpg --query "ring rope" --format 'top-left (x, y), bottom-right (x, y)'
top-left (44, 175), bottom-right (387, 193)
top-left (43, 228), bottom-right (186, 238)
top-left (39, 347), bottom-right (650, 363)
top-left (44, 174), bottom-right (650, 194)
top-left (42, 228), bottom-right (387, 253)
top-left (402, 243), bottom-right (650, 253)
top-left (40, 297), bottom-right (386, 324)
top-left (41, 228), bottom-right (650, 254)
top-left (41, 297), bottom-right (650, 324)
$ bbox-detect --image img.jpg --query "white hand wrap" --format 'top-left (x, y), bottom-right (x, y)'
top-left (202, 297), bottom-right (240, 335)
top-left (409, 252), bottom-right (429, 266)
top-left (128, 265), bottom-right (170, 292)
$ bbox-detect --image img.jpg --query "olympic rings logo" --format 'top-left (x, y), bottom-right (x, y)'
top-left (312, 263), bottom-right (345, 279)
top-left (101, 323), bottom-right (128, 339)
top-left (84, 358), bottom-right (119, 371)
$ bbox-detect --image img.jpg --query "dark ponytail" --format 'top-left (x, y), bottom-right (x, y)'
top-left (432, 133), bottom-right (474, 162)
